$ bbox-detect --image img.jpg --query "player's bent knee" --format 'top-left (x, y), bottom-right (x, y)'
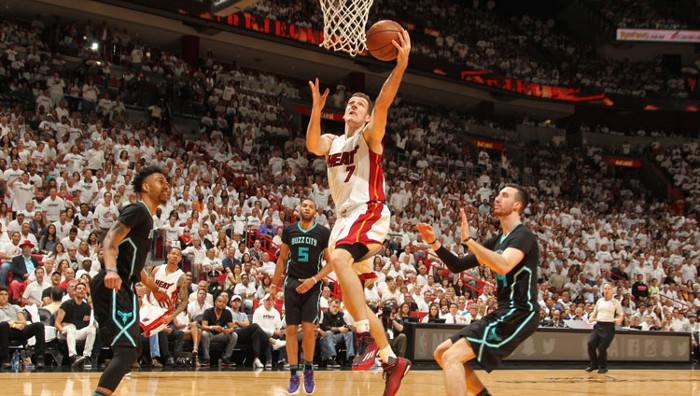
top-left (434, 343), bottom-right (450, 365)
top-left (441, 347), bottom-right (462, 365)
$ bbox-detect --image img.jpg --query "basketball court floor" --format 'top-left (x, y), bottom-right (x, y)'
top-left (0, 367), bottom-right (697, 395)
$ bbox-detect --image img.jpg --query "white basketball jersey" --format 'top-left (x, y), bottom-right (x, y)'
top-left (327, 131), bottom-right (385, 214)
top-left (150, 265), bottom-right (184, 311)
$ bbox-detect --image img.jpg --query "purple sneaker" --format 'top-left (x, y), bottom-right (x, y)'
top-left (303, 369), bottom-right (315, 394)
top-left (288, 374), bottom-right (300, 395)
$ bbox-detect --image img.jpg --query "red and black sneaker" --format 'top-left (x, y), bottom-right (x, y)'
top-left (351, 332), bottom-right (378, 371)
top-left (381, 357), bottom-right (411, 396)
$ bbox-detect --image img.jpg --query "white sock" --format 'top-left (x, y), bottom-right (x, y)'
top-left (379, 346), bottom-right (396, 363)
top-left (355, 319), bottom-right (370, 333)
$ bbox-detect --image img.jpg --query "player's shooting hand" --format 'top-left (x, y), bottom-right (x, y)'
top-left (393, 29), bottom-right (411, 67)
top-left (104, 271), bottom-right (122, 291)
top-left (295, 278), bottom-right (314, 294)
top-left (308, 78), bottom-right (329, 110)
top-left (415, 223), bottom-right (436, 244)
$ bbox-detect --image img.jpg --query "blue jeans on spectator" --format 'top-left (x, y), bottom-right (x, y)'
top-left (149, 334), bottom-right (161, 360)
top-left (264, 335), bottom-right (287, 364)
top-left (0, 262), bottom-right (11, 286)
top-left (320, 330), bottom-right (355, 361)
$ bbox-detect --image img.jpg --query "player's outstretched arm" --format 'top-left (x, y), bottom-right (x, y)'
top-left (365, 29), bottom-right (411, 149)
top-left (416, 222), bottom-right (479, 273)
top-left (306, 78), bottom-right (333, 156)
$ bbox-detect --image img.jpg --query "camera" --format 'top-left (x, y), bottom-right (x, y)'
top-left (382, 302), bottom-right (397, 318)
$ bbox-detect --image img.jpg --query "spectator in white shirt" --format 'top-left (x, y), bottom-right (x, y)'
top-left (22, 266), bottom-right (51, 306)
top-left (7, 173), bottom-right (35, 213)
top-left (60, 227), bottom-right (82, 250)
top-left (42, 187), bottom-right (66, 223)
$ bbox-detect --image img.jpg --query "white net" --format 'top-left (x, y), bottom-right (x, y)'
top-left (319, 0), bottom-right (374, 57)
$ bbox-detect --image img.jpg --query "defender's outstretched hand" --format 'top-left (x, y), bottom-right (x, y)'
top-left (416, 223), bottom-right (436, 244)
top-left (460, 208), bottom-right (472, 242)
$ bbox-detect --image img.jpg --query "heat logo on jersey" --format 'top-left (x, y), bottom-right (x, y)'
top-left (327, 145), bottom-right (359, 168)
top-left (154, 279), bottom-right (174, 290)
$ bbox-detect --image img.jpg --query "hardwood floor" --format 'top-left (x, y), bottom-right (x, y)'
top-left (0, 368), bottom-right (697, 395)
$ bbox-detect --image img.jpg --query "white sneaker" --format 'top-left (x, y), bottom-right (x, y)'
top-left (253, 358), bottom-right (264, 369)
top-left (265, 362), bottom-right (272, 370)
top-left (272, 339), bottom-right (287, 351)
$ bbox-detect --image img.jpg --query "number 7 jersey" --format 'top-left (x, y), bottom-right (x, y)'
top-left (326, 131), bottom-right (386, 214)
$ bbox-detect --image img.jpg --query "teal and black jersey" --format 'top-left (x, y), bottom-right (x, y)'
top-left (436, 222), bottom-right (540, 372)
top-left (480, 224), bottom-right (539, 312)
top-left (435, 223), bottom-right (539, 312)
top-left (282, 221), bottom-right (330, 280)
top-left (112, 201), bottom-right (153, 285)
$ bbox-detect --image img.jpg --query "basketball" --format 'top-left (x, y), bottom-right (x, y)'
top-left (366, 20), bottom-right (403, 61)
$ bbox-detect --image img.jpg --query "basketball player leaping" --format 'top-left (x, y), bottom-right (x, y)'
top-left (91, 166), bottom-right (171, 396)
top-left (306, 30), bottom-right (411, 396)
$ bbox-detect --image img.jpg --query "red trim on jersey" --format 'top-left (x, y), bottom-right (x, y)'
top-left (368, 149), bottom-right (385, 202)
top-left (358, 272), bottom-right (378, 282)
top-left (338, 202), bottom-right (384, 246)
top-left (140, 315), bottom-right (167, 337)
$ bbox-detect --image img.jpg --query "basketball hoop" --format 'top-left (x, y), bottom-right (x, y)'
top-left (318, 0), bottom-right (374, 57)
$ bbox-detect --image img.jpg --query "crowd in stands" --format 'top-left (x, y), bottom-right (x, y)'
top-left (0, 11), bottom-right (698, 370)
top-left (247, 0), bottom-right (696, 98)
top-left (590, 0), bottom-right (690, 29)
top-left (650, 141), bottom-right (700, 216)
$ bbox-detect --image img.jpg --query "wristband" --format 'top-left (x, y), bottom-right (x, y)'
top-left (105, 268), bottom-right (118, 274)
top-left (462, 236), bottom-right (473, 243)
top-left (311, 276), bottom-right (318, 283)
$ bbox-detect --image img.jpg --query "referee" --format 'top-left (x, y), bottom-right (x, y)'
top-left (586, 282), bottom-right (624, 374)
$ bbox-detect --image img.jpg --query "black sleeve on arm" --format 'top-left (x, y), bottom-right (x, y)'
top-left (434, 246), bottom-right (479, 273)
top-left (117, 203), bottom-right (147, 230)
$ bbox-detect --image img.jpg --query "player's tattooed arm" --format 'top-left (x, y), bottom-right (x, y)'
top-left (171, 275), bottom-right (190, 317)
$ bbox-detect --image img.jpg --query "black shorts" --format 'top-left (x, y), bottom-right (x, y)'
top-left (91, 273), bottom-right (140, 349)
top-left (283, 278), bottom-right (322, 326)
top-left (451, 308), bottom-right (538, 372)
